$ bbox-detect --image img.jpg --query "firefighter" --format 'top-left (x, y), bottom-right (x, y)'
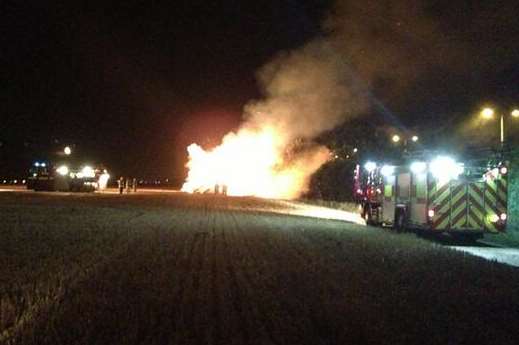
top-left (125, 177), bottom-right (130, 193)
top-left (118, 177), bottom-right (124, 194)
top-left (133, 178), bottom-right (137, 192)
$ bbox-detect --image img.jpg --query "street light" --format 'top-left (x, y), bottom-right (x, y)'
top-left (391, 134), bottom-right (420, 155)
top-left (64, 146), bottom-right (72, 155)
top-left (481, 107), bottom-right (494, 119)
top-left (480, 107), bottom-right (519, 145)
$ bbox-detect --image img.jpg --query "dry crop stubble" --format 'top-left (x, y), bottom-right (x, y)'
top-left (0, 206), bottom-right (143, 342)
top-left (1, 193), bottom-right (519, 345)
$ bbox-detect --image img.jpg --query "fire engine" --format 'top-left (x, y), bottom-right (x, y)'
top-left (27, 161), bottom-right (110, 192)
top-left (354, 155), bottom-right (508, 238)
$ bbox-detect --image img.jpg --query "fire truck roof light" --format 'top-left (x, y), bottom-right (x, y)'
top-left (381, 165), bottom-right (395, 177)
top-left (364, 161), bottom-right (377, 173)
top-left (410, 161), bottom-right (426, 174)
top-left (34, 162), bottom-right (40, 167)
top-left (430, 156), bottom-right (463, 183)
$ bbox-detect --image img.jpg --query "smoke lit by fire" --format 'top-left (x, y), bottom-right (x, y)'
top-left (181, 41), bottom-right (365, 199)
top-left (181, 0), bottom-right (508, 199)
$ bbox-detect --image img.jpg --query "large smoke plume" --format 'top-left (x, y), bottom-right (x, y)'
top-left (238, 0), bottom-right (475, 152)
top-left (183, 0), bottom-right (493, 198)
top-left (182, 38), bottom-right (368, 198)
top-left (243, 40), bottom-right (367, 145)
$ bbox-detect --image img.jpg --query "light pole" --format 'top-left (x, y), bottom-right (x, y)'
top-left (480, 107), bottom-right (519, 146)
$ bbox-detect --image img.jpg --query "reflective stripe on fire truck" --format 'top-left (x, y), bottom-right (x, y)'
top-left (449, 182), bottom-right (469, 230)
top-left (428, 172), bottom-right (507, 232)
top-left (467, 183), bottom-right (485, 229)
top-left (428, 180), bottom-right (450, 230)
top-left (483, 174), bottom-right (507, 232)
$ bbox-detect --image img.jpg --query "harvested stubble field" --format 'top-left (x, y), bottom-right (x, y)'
top-left (1, 192), bottom-right (519, 345)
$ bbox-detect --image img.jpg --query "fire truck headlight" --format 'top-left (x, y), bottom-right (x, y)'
top-left (410, 161), bottom-right (426, 174)
top-left (364, 161), bottom-right (377, 173)
top-left (57, 165), bottom-right (69, 176)
top-left (381, 165), bottom-right (395, 177)
top-left (500, 213), bottom-right (507, 221)
top-left (489, 214), bottom-right (499, 223)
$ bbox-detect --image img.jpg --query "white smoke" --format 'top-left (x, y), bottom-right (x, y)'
top-left (243, 40), bottom-right (366, 146)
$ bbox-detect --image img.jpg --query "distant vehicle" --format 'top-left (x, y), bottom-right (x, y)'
top-left (27, 161), bottom-right (110, 192)
top-left (354, 155), bottom-right (508, 240)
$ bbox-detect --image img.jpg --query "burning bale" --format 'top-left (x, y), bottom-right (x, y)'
top-left (181, 127), bottom-right (331, 198)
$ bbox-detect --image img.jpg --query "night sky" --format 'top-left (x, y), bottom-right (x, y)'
top-left (2, 0), bottom-right (518, 183)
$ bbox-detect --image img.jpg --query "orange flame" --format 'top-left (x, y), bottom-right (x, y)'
top-left (181, 126), bottom-right (330, 199)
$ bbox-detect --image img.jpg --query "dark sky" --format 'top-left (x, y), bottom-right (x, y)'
top-left (2, 0), bottom-right (518, 181)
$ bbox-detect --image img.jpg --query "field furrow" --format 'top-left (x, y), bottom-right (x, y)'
top-left (1, 192), bottom-right (519, 345)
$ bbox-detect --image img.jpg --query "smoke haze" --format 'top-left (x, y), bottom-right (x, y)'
top-left (183, 0), bottom-right (519, 197)
top-left (243, 40), bottom-right (367, 145)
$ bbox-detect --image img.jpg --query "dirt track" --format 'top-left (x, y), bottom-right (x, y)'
top-left (1, 192), bottom-right (519, 344)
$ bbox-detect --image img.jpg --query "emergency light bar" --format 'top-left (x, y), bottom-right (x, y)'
top-left (430, 156), bottom-right (463, 183)
top-left (364, 161), bottom-right (377, 173)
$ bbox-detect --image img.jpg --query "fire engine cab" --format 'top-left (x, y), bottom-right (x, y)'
top-left (354, 155), bottom-right (508, 238)
top-left (27, 161), bottom-right (110, 192)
